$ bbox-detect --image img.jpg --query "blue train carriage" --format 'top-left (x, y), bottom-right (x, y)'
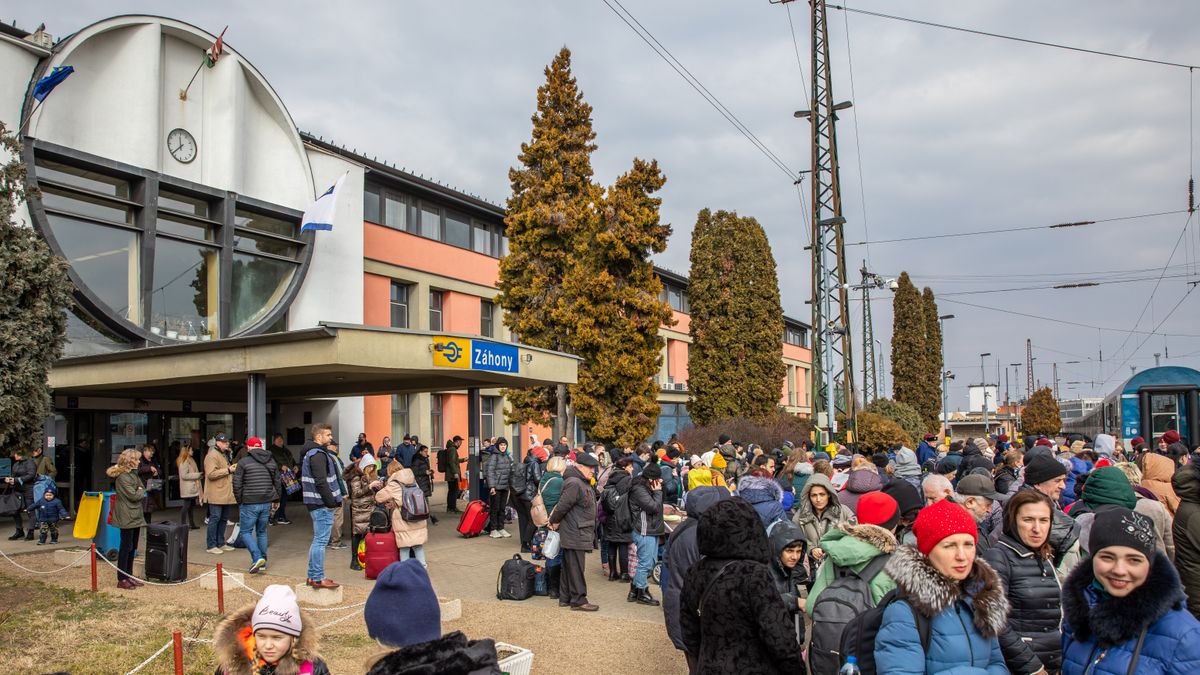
top-left (1063, 366), bottom-right (1200, 449)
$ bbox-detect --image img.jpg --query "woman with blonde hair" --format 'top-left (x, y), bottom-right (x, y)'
top-left (176, 441), bottom-right (203, 529)
top-left (106, 449), bottom-right (145, 589)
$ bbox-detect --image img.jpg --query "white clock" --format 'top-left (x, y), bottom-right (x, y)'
top-left (167, 127), bottom-right (197, 164)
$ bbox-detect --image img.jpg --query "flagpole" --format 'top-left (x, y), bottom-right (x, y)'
top-left (16, 98), bottom-right (46, 135)
top-left (179, 61), bottom-right (205, 101)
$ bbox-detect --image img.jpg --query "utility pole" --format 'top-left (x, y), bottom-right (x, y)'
top-left (861, 262), bottom-right (877, 404)
top-left (791, 0), bottom-right (856, 444)
top-left (1025, 339), bottom-right (1034, 399)
top-left (1052, 362), bottom-right (1059, 400)
top-left (981, 352), bottom-right (991, 436)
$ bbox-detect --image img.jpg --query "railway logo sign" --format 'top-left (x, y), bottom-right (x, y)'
top-left (432, 337), bottom-right (520, 374)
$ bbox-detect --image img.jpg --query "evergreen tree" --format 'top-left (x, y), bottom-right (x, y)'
top-left (562, 159), bottom-right (673, 447)
top-left (1022, 386), bottom-right (1062, 437)
top-left (0, 125), bottom-right (72, 454)
top-left (921, 287), bottom-right (943, 432)
top-left (864, 398), bottom-right (924, 449)
top-left (497, 47), bottom-right (602, 436)
top-left (890, 272), bottom-right (927, 418)
top-left (686, 208), bottom-right (786, 425)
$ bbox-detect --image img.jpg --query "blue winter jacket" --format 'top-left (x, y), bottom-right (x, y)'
top-left (875, 546), bottom-right (1009, 675)
top-left (917, 440), bottom-right (938, 468)
top-left (27, 496), bottom-right (69, 523)
top-left (1061, 551), bottom-right (1200, 675)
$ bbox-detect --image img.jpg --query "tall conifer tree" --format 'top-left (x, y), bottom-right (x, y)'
top-left (498, 47), bottom-right (601, 436)
top-left (921, 287), bottom-right (943, 432)
top-left (890, 272), bottom-right (927, 417)
top-left (562, 159), bottom-right (673, 446)
top-left (686, 209), bottom-right (785, 425)
top-left (0, 126), bottom-right (71, 453)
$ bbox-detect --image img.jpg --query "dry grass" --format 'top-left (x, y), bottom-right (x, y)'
top-left (0, 552), bottom-right (686, 674)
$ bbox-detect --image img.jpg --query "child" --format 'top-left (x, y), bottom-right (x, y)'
top-left (27, 487), bottom-right (68, 545)
top-left (213, 584), bottom-right (330, 675)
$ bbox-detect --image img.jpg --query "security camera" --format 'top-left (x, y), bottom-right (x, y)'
top-left (887, 279), bottom-right (899, 291)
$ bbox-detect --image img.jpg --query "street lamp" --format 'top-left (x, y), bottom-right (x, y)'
top-left (938, 314), bottom-right (954, 439)
top-left (980, 353), bottom-right (992, 435)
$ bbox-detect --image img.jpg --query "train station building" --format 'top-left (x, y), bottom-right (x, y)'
top-left (0, 15), bottom-right (812, 508)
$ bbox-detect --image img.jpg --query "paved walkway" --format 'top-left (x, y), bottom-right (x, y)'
top-left (6, 484), bottom-right (667, 622)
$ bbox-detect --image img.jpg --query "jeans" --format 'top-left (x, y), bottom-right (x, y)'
top-left (307, 507), bottom-right (334, 581)
top-left (240, 502), bottom-right (271, 564)
top-left (117, 527), bottom-right (139, 582)
top-left (206, 504), bottom-right (232, 549)
top-left (400, 544), bottom-right (427, 565)
top-left (632, 531), bottom-right (658, 590)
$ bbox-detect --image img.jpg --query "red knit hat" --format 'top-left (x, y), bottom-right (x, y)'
top-left (1034, 438), bottom-right (1053, 447)
top-left (913, 499), bottom-right (977, 556)
top-left (1162, 430), bottom-right (1181, 445)
top-left (856, 491), bottom-right (899, 532)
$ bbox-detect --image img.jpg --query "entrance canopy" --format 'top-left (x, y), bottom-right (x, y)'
top-left (49, 323), bottom-right (579, 401)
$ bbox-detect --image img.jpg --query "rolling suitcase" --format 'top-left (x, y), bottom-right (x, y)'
top-left (364, 531), bottom-right (399, 580)
top-left (457, 499), bottom-right (489, 538)
top-left (145, 521), bottom-right (189, 582)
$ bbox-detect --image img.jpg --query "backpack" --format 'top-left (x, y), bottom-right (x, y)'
top-left (368, 505), bottom-right (391, 533)
top-left (661, 466), bottom-right (681, 503)
top-left (603, 486), bottom-right (633, 533)
top-left (838, 588), bottom-right (931, 675)
top-left (808, 552), bottom-right (892, 675)
top-left (436, 448), bottom-right (448, 473)
top-left (400, 483), bottom-right (429, 521)
top-left (496, 554), bottom-right (536, 600)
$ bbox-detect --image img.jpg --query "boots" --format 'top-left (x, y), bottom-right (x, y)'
top-left (8, 530), bottom-right (23, 541)
top-left (24, 530), bottom-right (34, 541)
top-left (627, 582), bottom-right (639, 603)
top-left (636, 587), bottom-right (660, 607)
top-left (350, 535), bottom-right (363, 571)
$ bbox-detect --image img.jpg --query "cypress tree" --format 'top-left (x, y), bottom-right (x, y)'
top-left (922, 287), bottom-right (943, 432)
top-left (497, 47), bottom-right (602, 435)
top-left (1022, 386), bottom-right (1062, 437)
top-left (0, 126), bottom-right (72, 454)
top-left (890, 272), bottom-right (926, 417)
top-left (562, 159), bottom-right (673, 447)
top-left (686, 209), bottom-right (786, 425)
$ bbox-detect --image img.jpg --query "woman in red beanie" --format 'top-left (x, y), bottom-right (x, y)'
top-left (874, 499), bottom-right (1009, 674)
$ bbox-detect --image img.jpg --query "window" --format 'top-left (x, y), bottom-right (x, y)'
top-left (480, 300), bottom-right (494, 337)
top-left (445, 211), bottom-right (471, 249)
top-left (44, 214), bottom-right (140, 323)
top-left (391, 394), bottom-right (410, 441)
top-left (420, 204), bottom-right (440, 240)
top-left (481, 397), bottom-right (496, 440)
top-left (384, 191), bottom-right (407, 230)
top-left (784, 326), bottom-right (808, 347)
top-left (151, 236), bottom-right (218, 339)
top-left (667, 286), bottom-right (688, 312)
top-left (363, 183), bottom-right (381, 224)
top-left (430, 395), bottom-right (443, 448)
top-left (472, 221), bottom-right (493, 255)
top-left (390, 282), bottom-right (410, 328)
top-left (788, 365), bottom-right (797, 406)
top-left (429, 290), bottom-right (443, 331)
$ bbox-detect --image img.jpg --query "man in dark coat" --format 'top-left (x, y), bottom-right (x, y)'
top-left (954, 438), bottom-right (994, 485)
top-left (1173, 463), bottom-right (1200, 620)
top-left (548, 452), bottom-right (600, 611)
top-left (663, 486), bottom-right (731, 653)
top-left (680, 497), bottom-right (804, 675)
top-left (442, 435), bottom-right (466, 513)
top-left (268, 433), bottom-right (297, 525)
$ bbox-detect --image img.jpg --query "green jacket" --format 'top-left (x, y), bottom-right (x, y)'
top-left (804, 524), bottom-right (898, 619)
top-left (539, 471), bottom-right (564, 515)
top-left (111, 469), bottom-right (145, 530)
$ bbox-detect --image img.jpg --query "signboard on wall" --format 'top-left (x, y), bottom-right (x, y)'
top-left (432, 337), bottom-right (519, 374)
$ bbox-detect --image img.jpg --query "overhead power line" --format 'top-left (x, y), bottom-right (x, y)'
top-left (599, 0), bottom-right (799, 182)
top-left (844, 209), bottom-right (1186, 246)
top-left (933, 297), bottom-right (1200, 338)
top-left (1100, 285), bottom-right (1198, 387)
top-left (828, 4), bottom-right (1200, 70)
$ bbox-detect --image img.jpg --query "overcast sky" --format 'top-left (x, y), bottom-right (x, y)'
top-left (15, 1), bottom-right (1200, 409)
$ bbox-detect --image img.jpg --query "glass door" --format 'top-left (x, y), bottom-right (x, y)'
top-left (1150, 393), bottom-right (1181, 442)
top-left (162, 416), bottom-right (201, 506)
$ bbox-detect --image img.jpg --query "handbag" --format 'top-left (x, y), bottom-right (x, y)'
top-left (280, 466), bottom-right (300, 495)
top-left (531, 481), bottom-right (550, 528)
top-left (542, 529), bottom-right (561, 559)
top-left (0, 488), bottom-right (21, 517)
top-left (145, 478), bottom-right (164, 492)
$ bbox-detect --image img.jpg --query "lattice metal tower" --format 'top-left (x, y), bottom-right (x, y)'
top-left (861, 262), bottom-right (878, 404)
top-left (1026, 339), bottom-right (1034, 399)
top-left (805, 0), bottom-right (856, 436)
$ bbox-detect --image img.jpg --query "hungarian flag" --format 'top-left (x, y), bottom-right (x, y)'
top-left (204, 26), bottom-right (227, 68)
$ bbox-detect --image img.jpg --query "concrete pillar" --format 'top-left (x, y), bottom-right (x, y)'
top-left (247, 373), bottom-right (267, 439)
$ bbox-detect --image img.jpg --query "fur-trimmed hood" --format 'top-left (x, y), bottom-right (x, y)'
top-left (213, 603), bottom-right (320, 675)
top-left (820, 523), bottom-right (897, 568)
top-left (737, 475), bottom-right (783, 504)
top-left (1063, 551), bottom-right (1185, 647)
top-left (884, 545), bottom-right (1009, 638)
top-left (364, 631), bottom-right (500, 675)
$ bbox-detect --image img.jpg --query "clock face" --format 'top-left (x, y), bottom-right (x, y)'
top-left (167, 127), bottom-right (197, 164)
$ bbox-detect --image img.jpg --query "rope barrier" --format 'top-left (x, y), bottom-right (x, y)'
top-left (94, 554), bottom-right (217, 586)
top-left (220, 570), bottom-right (264, 596)
top-left (316, 606), bottom-right (366, 630)
top-left (124, 639), bottom-right (174, 675)
top-left (0, 542), bottom-right (89, 569)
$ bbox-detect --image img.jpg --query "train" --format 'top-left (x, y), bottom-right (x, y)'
top-left (1061, 365), bottom-right (1200, 448)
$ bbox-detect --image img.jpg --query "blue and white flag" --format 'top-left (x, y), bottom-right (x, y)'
top-left (301, 172), bottom-right (347, 232)
top-left (33, 66), bottom-right (74, 102)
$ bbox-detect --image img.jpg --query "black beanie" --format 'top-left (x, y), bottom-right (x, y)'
top-left (1090, 506), bottom-right (1157, 559)
top-left (641, 462), bottom-right (663, 480)
top-left (1024, 455), bottom-right (1067, 487)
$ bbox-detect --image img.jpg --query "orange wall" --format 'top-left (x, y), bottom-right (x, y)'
top-left (364, 222), bottom-right (499, 287)
top-left (444, 291), bottom-right (481, 334)
top-left (363, 273), bottom-right (392, 327)
top-left (364, 395), bottom-right (391, 447)
top-left (667, 339), bottom-right (689, 383)
top-left (669, 311), bottom-right (690, 335)
top-left (782, 343), bottom-right (812, 362)
top-left (436, 393), bottom-right (469, 480)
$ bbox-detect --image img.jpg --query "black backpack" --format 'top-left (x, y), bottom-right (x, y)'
top-left (368, 506), bottom-right (391, 533)
top-left (603, 486), bottom-right (633, 533)
top-left (436, 448), bottom-right (448, 473)
top-left (496, 554), bottom-right (536, 601)
top-left (808, 553), bottom-right (892, 675)
top-left (837, 588), bottom-right (931, 675)
top-left (661, 466), bottom-right (681, 504)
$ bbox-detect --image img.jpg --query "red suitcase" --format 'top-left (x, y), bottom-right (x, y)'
top-left (364, 532), bottom-right (399, 580)
top-left (457, 500), bottom-right (489, 538)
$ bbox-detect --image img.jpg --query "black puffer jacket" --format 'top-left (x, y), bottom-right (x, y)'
top-left (767, 520), bottom-right (808, 653)
top-left (10, 458), bottom-right (36, 505)
top-left (982, 531), bottom-right (1061, 673)
top-left (680, 498), bottom-right (804, 675)
top-left (994, 466), bottom-right (1020, 494)
top-left (602, 471), bottom-right (633, 544)
top-left (232, 448), bottom-right (279, 505)
top-left (663, 486), bottom-right (730, 652)
top-left (1173, 463), bottom-right (1200, 620)
top-left (955, 443), bottom-right (994, 484)
top-left (629, 476), bottom-right (665, 537)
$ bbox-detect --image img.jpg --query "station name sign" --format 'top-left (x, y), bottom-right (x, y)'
top-left (432, 336), bottom-right (519, 374)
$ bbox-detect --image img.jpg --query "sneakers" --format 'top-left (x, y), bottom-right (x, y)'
top-left (275, 518), bottom-right (292, 525)
top-left (489, 530), bottom-right (504, 539)
top-left (221, 544), bottom-right (236, 551)
top-left (249, 558), bottom-right (267, 575)
top-left (499, 529), bottom-right (512, 538)
top-left (206, 547), bottom-right (224, 555)
top-left (327, 542), bottom-right (348, 550)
